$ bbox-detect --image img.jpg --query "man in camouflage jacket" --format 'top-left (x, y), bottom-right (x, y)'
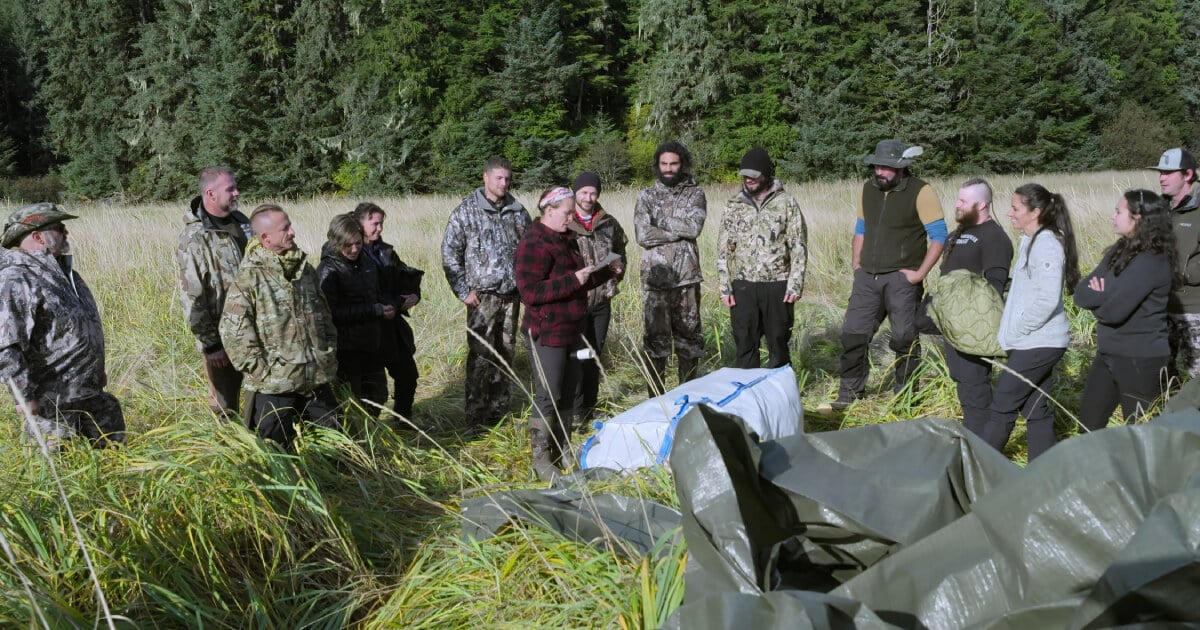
top-left (566, 171), bottom-right (627, 421)
top-left (634, 141), bottom-right (707, 393)
top-left (177, 166), bottom-right (251, 417)
top-left (220, 204), bottom-right (340, 445)
top-left (717, 148), bottom-right (808, 369)
top-left (0, 204), bottom-right (124, 449)
top-left (441, 157), bottom-right (532, 425)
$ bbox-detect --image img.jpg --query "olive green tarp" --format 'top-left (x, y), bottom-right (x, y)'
top-left (462, 402), bottom-right (1200, 628)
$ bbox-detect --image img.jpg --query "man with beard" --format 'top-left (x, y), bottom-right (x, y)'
top-left (825, 139), bottom-right (946, 411)
top-left (1148, 148), bottom-right (1200, 378)
top-left (177, 166), bottom-right (251, 418)
top-left (634, 141), bottom-right (707, 394)
top-left (0, 204), bottom-right (125, 449)
top-left (566, 171), bottom-right (627, 423)
top-left (937, 179), bottom-right (1012, 434)
top-left (441, 157), bottom-right (532, 426)
top-left (717, 148), bottom-right (808, 368)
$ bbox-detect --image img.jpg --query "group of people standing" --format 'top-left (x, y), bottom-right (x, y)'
top-left (443, 144), bottom-right (810, 479)
top-left (2, 140), bottom-right (1196, 472)
top-left (842, 141), bottom-right (1196, 459)
top-left (176, 168), bottom-right (424, 445)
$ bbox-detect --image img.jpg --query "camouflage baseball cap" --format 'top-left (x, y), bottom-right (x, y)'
top-left (2, 203), bottom-right (78, 248)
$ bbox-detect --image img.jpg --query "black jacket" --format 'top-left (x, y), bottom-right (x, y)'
top-left (317, 243), bottom-right (384, 355)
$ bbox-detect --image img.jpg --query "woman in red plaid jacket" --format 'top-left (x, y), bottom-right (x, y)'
top-left (516, 186), bottom-right (619, 480)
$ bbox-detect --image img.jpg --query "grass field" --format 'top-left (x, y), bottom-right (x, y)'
top-left (0, 169), bottom-right (1165, 627)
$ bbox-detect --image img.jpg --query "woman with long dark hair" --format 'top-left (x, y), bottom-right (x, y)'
top-left (975, 183), bottom-right (1080, 459)
top-left (1074, 190), bottom-right (1178, 429)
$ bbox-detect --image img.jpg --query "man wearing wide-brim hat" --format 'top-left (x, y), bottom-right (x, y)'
top-left (822, 139), bottom-right (947, 412)
top-left (0, 203), bottom-right (125, 450)
top-left (1148, 147), bottom-right (1200, 378)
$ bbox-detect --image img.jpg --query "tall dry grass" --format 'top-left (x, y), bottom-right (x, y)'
top-left (0, 170), bottom-right (1163, 626)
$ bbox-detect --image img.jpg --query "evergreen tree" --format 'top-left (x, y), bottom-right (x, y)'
top-left (126, 0), bottom-right (208, 199)
top-left (0, 0), bottom-right (50, 176)
top-left (494, 0), bottom-right (581, 187)
top-left (427, 2), bottom-right (519, 189)
top-left (1175, 0), bottom-right (1200, 146)
top-left (634, 0), bottom-right (732, 142)
top-left (38, 0), bottom-right (145, 198)
top-left (336, 0), bottom-right (459, 193)
top-left (266, 0), bottom-right (349, 195)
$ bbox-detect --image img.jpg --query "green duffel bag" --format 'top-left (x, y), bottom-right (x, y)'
top-left (928, 269), bottom-right (1005, 357)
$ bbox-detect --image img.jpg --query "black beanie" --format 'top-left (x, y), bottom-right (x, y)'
top-left (572, 171), bottom-right (602, 193)
top-left (738, 147), bottom-right (774, 179)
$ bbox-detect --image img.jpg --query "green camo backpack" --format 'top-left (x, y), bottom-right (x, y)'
top-left (928, 269), bottom-right (1006, 357)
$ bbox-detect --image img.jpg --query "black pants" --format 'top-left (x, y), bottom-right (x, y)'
top-left (385, 352), bottom-right (419, 419)
top-left (979, 347), bottom-right (1065, 459)
top-left (1080, 352), bottom-right (1169, 431)
top-left (839, 269), bottom-right (924, 399)
top-left (526, 335), bottom-right (581, 456)
top-left (336, 350), bottom-right (387, 417)
top-left (575, 301), bottom-right (611, 421)
top-left (253, 384), bottom-right (342, 445)
top-left (730, 280), bottom-right (795, 369)
top-left (945, 341), bottom-right (995, 434)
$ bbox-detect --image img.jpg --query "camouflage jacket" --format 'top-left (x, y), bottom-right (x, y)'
top-left (220, 240), bottom-right (338, 395)
top-left (177, 197), bottom-right (251, 353)
top-left (566, 203), bottom-right (628, 309)
top-left (441, 188), bottom-right (531, 300)
top-left (716, 180), bottom-right (809, 297)
top-left (0, 250), bottom-right (108, 405)
top-left (634, 177), bottom-right (707, 289)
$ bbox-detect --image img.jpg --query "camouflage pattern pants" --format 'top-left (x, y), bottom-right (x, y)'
top-left (642, 284), bottom-right (704, 361)
top-left (26, 392), bottom-right (125, 450)
top-left (465, 293), bottom-right (520, 424)
top-left (1168, 313), bottom-right (1200, 378)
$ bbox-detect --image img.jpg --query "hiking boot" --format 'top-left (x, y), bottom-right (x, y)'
top-left (815, 396), bottom-right (856, 414)
top-left (678, 357), bottom-right (700, 385)
top-left (530, 425), bottom-right (559, 481)
top-left (647, 357), bottom-right (669, 397)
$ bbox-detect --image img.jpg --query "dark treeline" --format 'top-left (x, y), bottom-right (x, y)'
top-left (0, 0), bottom-right (1197, 201)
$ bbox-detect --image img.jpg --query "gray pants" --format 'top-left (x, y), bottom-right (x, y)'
top-left (838, 269), bottom-right (924, 399)
top-left (526, 335), bottom-right (582, 462)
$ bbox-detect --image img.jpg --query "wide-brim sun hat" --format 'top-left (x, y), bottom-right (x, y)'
top-left (863, 139), bottom-right (924, 168)
top-left (2, 202), bottom-right (78, 248)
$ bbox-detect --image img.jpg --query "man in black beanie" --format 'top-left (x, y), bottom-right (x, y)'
top-left (567, 171), bottom-right (627, 424)
top-left (716, 148), bottom-right (808, 368)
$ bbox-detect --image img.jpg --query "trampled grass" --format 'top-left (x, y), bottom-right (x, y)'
top-left (0, 169), bottom-right (1163, 626)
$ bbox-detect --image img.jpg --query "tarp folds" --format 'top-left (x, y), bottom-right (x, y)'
top-left (460, 486), bottom-right (681, 558)
top-left (670, 406), bottom-right (1018, 604)
top-left (462, 401), bottom-right (1200, 628)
